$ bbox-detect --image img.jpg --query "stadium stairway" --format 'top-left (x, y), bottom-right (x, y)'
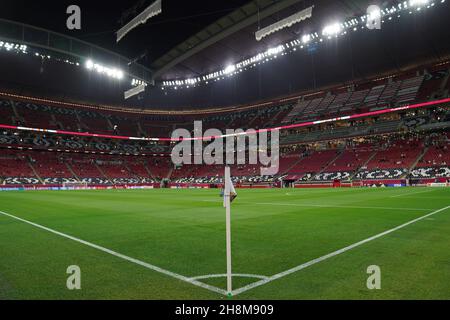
top-left (166, 165), bottom-right (174, 180)
top-left (143, 162), bottom-right (156, 180)
top-left (407, 146), bottom-right (430, 177)
top-left (27, 160), bottom-right (44, 185)
top-left (247, 113), bottom-right (261, 128)
top-left (10, 99), bottom-right (20, 120)
top-left (281, 156), bottom-right (305, 176)
top-left (266, 107), bottom-right (291, 127)
top-left (312, 150), bottom-right (345, 180)
top-left (65, 163), bottom-right (81, 182)
top-left (123, 162), bottom-right (137, 179)
top-left (106, 118), bottom-right (115, 133)
top-left (95, 163), bottom-right (113, 184)
top-left (348, 150), bottom-right (378, 181)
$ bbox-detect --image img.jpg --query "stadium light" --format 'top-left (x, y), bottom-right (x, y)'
top-left (224, 65), bottom-right (236, 75)
top-left (0, 41), bottom-right (27, 54)
top-left (85, 59), bottom-right (124, 80)
top-left (160, 0), bottom-right (447, 90)
top-left (409, 0), bottom-right (430, 6)
top-left (301, 34), bottom-right (311, 44)
top-left (368, 7), bottom-right (382, 21)
top-left (322, 23), bottom-right (342, 36)
top-left (85, 60), bottom-right (94, 70)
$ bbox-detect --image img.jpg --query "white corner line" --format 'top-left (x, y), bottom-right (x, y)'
top-left (0, 210), bottom-right (228, 297)
top-left (231, 205), bottom-right (450, 296)
top-left (190, 274), bottom-right (269, 281)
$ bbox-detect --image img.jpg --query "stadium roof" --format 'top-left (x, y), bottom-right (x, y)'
top-left (1, 0), bottom-right (450, 109)
top-left (151, 0), bottom-right (375, 81)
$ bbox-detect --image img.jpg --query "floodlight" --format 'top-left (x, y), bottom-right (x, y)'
top-left (301, 34), bottom-right (311, 44)
top-left (409, 0), bottom-right (429, 6)
top-left (224, 65), bottom-right (236, 74)
top-left (368, 7), bottom-right (382, 20)
top-left (86, 60), bottom-right (94, 70)
top-left (322, 23), bottom-right (342, 36)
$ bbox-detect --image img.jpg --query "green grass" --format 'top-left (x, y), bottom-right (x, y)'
top-left (0, 187), bottom-right (449, 300)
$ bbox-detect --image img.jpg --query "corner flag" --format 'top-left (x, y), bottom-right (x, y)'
top-left (223, 166), bottom-right (236, 295)
top-left (223, 171), bottom-right (237, 208)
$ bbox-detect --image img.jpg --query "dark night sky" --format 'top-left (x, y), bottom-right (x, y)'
top-left (0, 0), bottom-right (251, 64)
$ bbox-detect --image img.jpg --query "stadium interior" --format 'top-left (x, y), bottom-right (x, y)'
top-left (1, 0), bottom-right (450, 303)
top-left (1, 59), bottom-right (449, 189)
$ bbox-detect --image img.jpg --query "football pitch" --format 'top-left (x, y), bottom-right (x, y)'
top-left (0, 187), bottom-right (449, 300)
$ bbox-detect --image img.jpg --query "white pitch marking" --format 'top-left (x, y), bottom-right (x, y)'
top-left (202, 200), bottom-right (430, 212)
top-left (0, 210), bottom-right (227, 296)
top-left (231, 205), bottom-right (450, 296)
top-left (190, 274), bottom-right (269, 281)
top-left (390, 189), bottom-right (438, 198)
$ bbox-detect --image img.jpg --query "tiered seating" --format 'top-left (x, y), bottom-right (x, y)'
top-left (377, 81), bottom-right (401, 107)
top-left (54, 113), bottom-right (80, 131)
top-left (366, 139), bottom-right (423, 170)
top-left (327, 149), bottom-right (374, 172)
top-left (302, 97), bottom-right (324, 115)
top-left (68, 154), bottom-right (109, 184)
top-left (247, 106), bottom-right (289, 129)
top-left (327, 91), bottom-right (351, 115)
top-left (282, 100), bottom-right (310, 123)
top-left (29, 152), bottom-right (74, 180)
top-left (313, 148), bottom-right (374, 181)
top-left (396, 75), bottom-right (425, 105)
top-left (126, 159), bottom-right (152, 178)
top-left (79, 116), bottom-right (113, 135)
top-left (110, 118), bottom-right (140, 136)
top-left (278, 155), bottom-right (302, 175)
top-left (95, 156), bottom-right (152, 184)
top-left (364, 85), bottom-right (385, 109)
top-left (355, 138), bottom-right (425, 180)
top-left (0, 150), bottom-right (39, 184)
top-left (96, 159), bottom-right (130, 178)
top-left (315, 94), bottom-right (335, 114)
top-left (15, 102), bottom-right (56, 129)
top-left (342, 89), bottom-right (369, 112)
top-left (231, 164), bottom-right (262, 177)
top-left (148, 157), bottom-right (172, 179)
top-left (286, 150), bottom-right (339, 179)
top-left (418, 145), bottom-right (450, 167)
top-left (266, 105), bottom-right (294, 126)
top-left (141, 122), bottom-right (173, 137)
top-left (0, 99), bottom-right (14, 125)
top-left (417, 72), bottom-right (445, 101)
